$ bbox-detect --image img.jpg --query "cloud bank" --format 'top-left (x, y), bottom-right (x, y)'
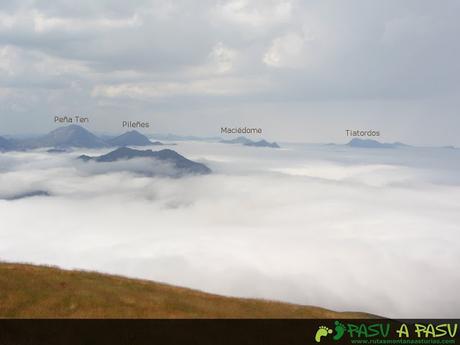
top-left (0, 142), bottom-right (459, 317)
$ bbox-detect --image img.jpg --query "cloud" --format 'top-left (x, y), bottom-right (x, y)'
top-left (208, 42), bottom-right (238, 74)
top-left (263, 32), bottom-right (308, 68)
top-left (214, 0), bottom-right (292, 28)
top-left (33, 12), bottom-right (142, 33)
top-left (1, 142), bottom-right (460, 317)
top-left (91, 76), bottom-right (271, 99)
top-left (0, 0), bottom-right (459, 144)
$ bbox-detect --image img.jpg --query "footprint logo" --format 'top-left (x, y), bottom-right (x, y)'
top-left (333, 321), bottom-right (346, 341)
top-left (315, 326), bottom-right (333, 343)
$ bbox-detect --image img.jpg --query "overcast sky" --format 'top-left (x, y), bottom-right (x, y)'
top-left (0, 0), bottom-right (459, 145)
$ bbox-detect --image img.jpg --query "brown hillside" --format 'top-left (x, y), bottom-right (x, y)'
top-left (0, 262), bottom-right (372, 318)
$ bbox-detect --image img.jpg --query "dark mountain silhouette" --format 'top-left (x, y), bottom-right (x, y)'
top-left (0, 136), bottom-right (15, 151)
top-left (221, 136), bottom-right (280, 148)
top-left (108, 130), bottom-right (162, 147)
top-left (20, 125), bottom-right (107, 149)
top-left (347, 138), bottom-right (409, 149)
top-left (79, 147), bottom-right (211, 176)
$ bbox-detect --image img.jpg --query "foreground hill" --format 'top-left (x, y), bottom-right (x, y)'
top-left (0, 262), bottom-right (371, 318)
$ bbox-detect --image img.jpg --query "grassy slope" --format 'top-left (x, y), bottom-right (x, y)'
top-left (0, 262), bottom-right (371, 318)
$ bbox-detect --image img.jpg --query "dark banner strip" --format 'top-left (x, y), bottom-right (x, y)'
top-left (0, 319), bottom-right (458, 345)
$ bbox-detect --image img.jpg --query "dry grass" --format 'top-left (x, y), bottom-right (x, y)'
top-left (0, 262), bottom-right (372, 318)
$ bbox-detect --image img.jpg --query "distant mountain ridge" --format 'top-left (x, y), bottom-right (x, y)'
top-left (6, 127), bottom-right (455, 152)
top-left (0, 126), bottom-right (165, 150)
top-left (221, 136), bottom-right (280, 148)
top-left (79, 147), bottom-right (211, 176)
top-left (245, 139), bottom-right (280, 148)
top-left (347, 138), bottom-right (410, 149)
top-left (220, 136), bottom-right (254, 145)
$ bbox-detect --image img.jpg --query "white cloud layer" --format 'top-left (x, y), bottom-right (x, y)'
top-left (1, 142), bottom-right (459, 317)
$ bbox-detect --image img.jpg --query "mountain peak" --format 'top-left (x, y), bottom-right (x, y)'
top-left (220, 136), bottom-right (254, 145)
top-left (78, 147), bottom-right (211, 176)
top-left (48, 124), bottom-right (90, 136)
top-left (40, 125), bottom-right (107, 148)
top-left (347, 138), bottom-right (409, 149)
top-left (108, 130), bottom-right (159, 147)
top-left (244, 139), bottom-right (280, 148)
top-left (221, 136), bottom-right (280, 148)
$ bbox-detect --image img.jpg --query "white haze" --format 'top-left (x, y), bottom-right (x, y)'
top-left (0, 142), bottom-right (460, 317)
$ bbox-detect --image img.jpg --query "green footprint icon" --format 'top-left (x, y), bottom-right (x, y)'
top-left (333, 321), bottom-right (347, 341)
top-left (315, 326), bottom-right (333, 343)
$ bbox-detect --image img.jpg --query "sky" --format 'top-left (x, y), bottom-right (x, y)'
top-left (1, 142), bottom-right (460, 317)
top-left (0, 0), bottom-right (459, 145)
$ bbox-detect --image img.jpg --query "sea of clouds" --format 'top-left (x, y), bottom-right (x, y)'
top-left (1, 142), bottom-right (459, 317)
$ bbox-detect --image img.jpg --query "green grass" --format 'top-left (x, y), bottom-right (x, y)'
top-left (0, 262), bottom-right (372, 318)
